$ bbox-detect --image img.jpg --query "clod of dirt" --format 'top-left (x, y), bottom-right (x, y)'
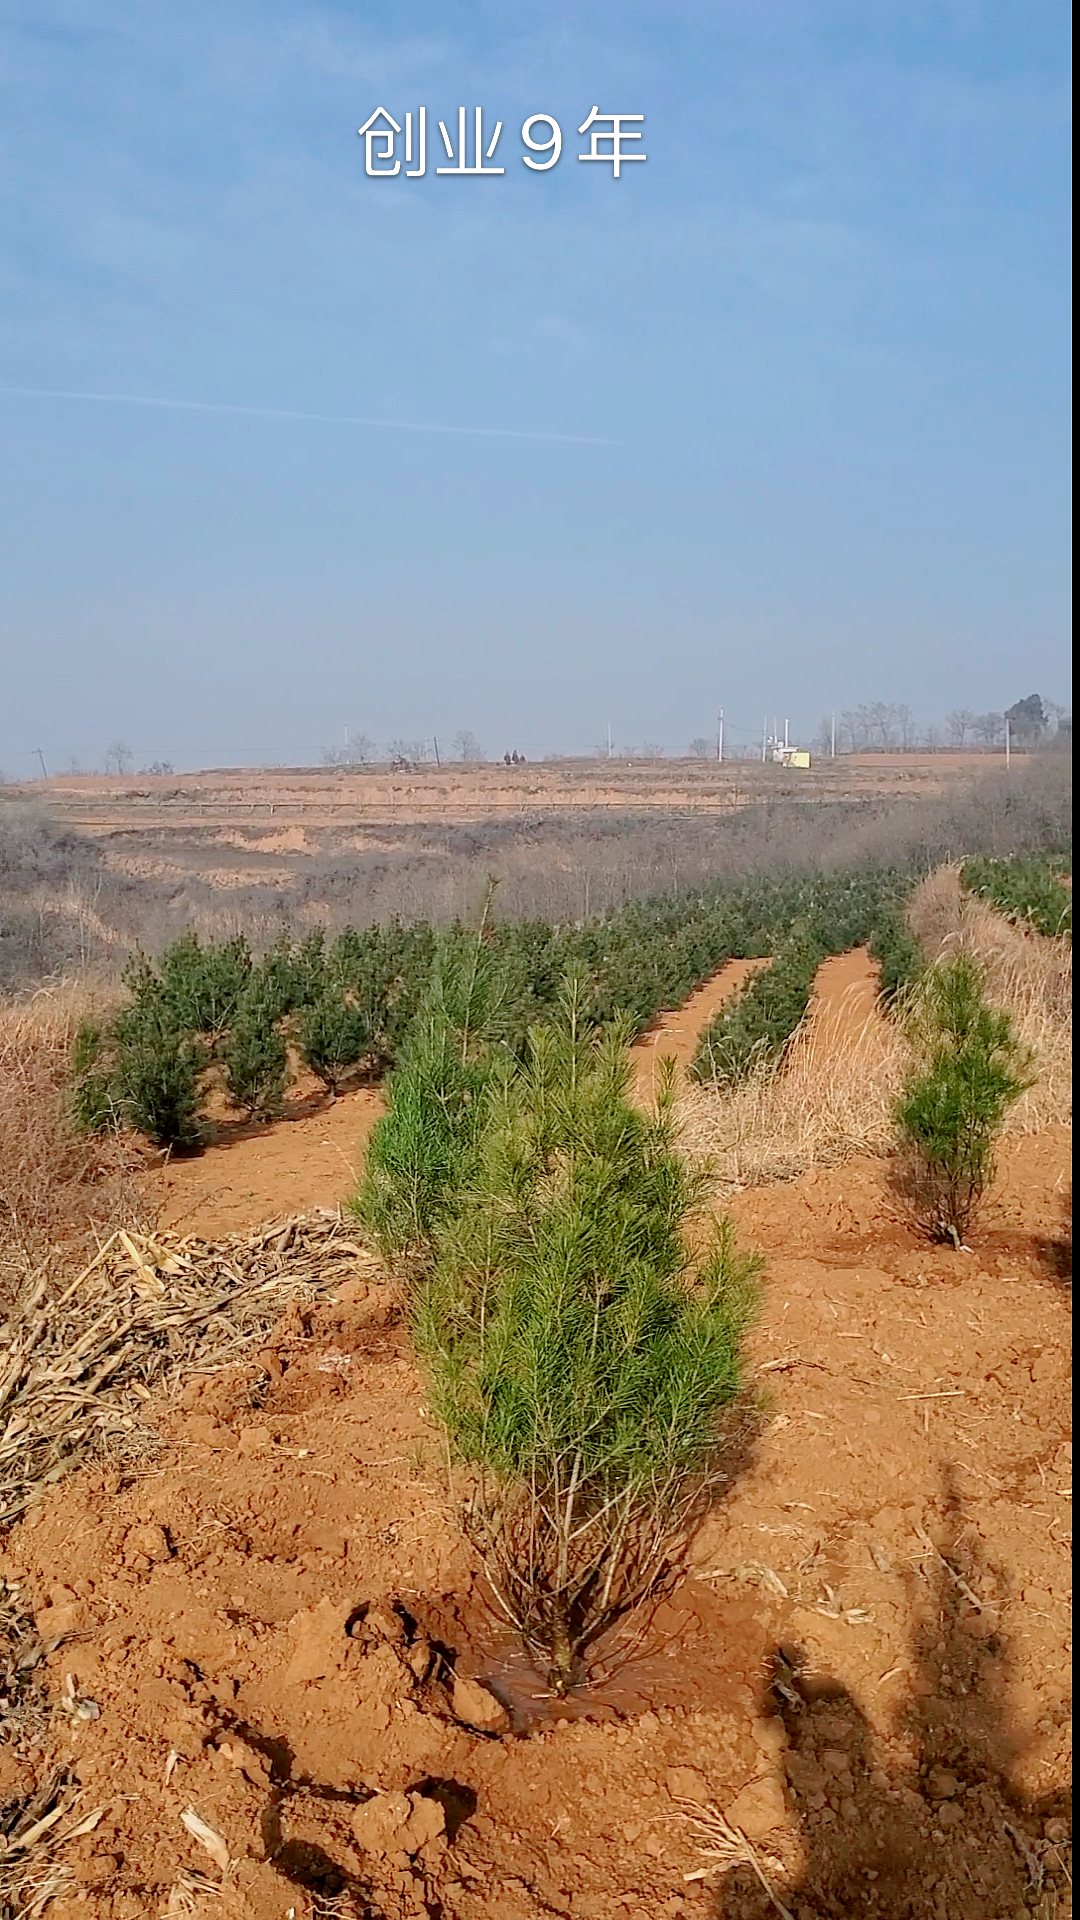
top-left (122, 1523), bottom-right (171, 1566)
top-left (451, 1674), bottom-right (512, 1735)
top-left (284, 1597), bottom-right (352, 1685)
top-left (351, 1787), bottom-right (446, 1862)
top-left (727, 1770), bottom-right (789, 1837)
top-left (665, 1764), bottom-right (710, 1803)
top-left (360, 1602), bottom-right (407, 1647)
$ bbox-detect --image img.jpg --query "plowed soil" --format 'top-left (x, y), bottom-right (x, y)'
top-left (1, 954), bottom-right (1071, 1920)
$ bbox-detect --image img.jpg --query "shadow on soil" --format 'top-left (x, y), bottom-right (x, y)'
top-left (1032, 1184), bottom-right (1072, 1292)
top-left (182, 1074), bottom-right (381, 1154)
top-left (708, 1470), bottom-right (1072, 1920)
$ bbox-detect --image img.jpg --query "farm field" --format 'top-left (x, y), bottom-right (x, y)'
top-left (0, 921), bottom-right (1072, 1919)
top-left (0, 756), bottom-right (1014, 915)
top-left (1, 755), bottom-right (1068, 991)
top-left (0, 798), bottom-right (1071, 1920)
top-left (18, 755), bottom-right (1013, 837)
top-left (0, 1122), bottom-right (1070, 1920)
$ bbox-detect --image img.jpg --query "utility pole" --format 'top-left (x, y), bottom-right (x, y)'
top-left (831, 711), bottom-right (836, 758)
top-left (761, 718), bottom-right (768, 764)
top-left (432, 736), bottom-right (441, 768)
top-left (784, 717), bottom-right (790, 750)
top-left (606, 722), bottom-right (612, 760)
top-left (717, 708), bottom-right (724, 764)
top-left (1005, 717), bottom-right (1011, 770)
top-left (35, 749), bottom-right (48, 779)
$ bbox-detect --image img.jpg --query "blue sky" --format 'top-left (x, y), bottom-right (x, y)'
top-left (0, 1), bottom-right (1071, 770)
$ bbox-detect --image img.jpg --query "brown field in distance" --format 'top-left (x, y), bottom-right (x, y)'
top-left (26, 750), bottom-right (1011, 835)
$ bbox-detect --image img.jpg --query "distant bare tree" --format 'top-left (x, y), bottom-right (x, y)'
top-left (839, 710), bottom-right (865, 752)
top-left (945, 708), bottom-right (977, 749)
top-left (923, 724), bottom-right (943, 752)
top-left (895, 704), bottom-right (916, 750)
top-left (866, 701), bottom-right (899, 751)
top-left (639, 742), bottom-right (665, 760)
top-left (688, 737), bottom-right (713, 760)
top-left (972, 712), bottom-right (1004, 749)
top-left (452, 730), bottom-right (485, 763)
top-left (387, 739), bottom-right (429, 767)
top-left (104, 740), bottom-right (133, 775)
top-left (323, 733), bottom-right (377, 769)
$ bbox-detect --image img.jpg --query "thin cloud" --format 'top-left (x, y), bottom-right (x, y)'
top-left (0, 385), bottom-right (619, 447)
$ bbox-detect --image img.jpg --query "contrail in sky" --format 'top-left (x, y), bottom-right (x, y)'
top-left (0, 384), bottom-right (618, 446)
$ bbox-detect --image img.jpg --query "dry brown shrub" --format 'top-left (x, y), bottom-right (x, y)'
top-left (0, 982), bottom-right (146, 1294)
top-left (680, 889), bottom-right (1071, 1192)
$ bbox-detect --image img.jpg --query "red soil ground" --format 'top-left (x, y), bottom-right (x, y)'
top-left (146, 1083), bottom-right (385, 1239)
top-left (0, 954), bottom-right (1071, 1920)
top-left (147, 954), bottom-right (766, 1235)
top-left (631, 959), bottom-right (768, 1103)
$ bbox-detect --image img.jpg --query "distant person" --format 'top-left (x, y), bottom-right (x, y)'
top-left (504, 752), bottom-right (512, 766)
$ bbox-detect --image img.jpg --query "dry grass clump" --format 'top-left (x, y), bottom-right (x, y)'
top-left (0, 1211), bottom-right (378, 1526)
top-left (680, 878), bottom-right (1071, 1192)
top-left (678, 989), bottom-right (901, 1189)
top-left (0, 983), bottom-right (144, 1297)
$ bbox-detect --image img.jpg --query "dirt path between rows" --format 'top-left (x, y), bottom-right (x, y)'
top-left (145, 947), bottom-right (882, 1236)
top-left (630, 957), bottom-right (768, 1102)
top-left (146, 955), bottom-right (772, 1236)
top-left (806, 944), bottom-right (881, 1031)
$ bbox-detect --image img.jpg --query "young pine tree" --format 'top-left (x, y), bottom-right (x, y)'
top-left (111, 999), bottom-right (208, 1150)
top-left (221, 992), bottom-right (290, 1120)
top-left (894, 949), bottom-right (1033, 1246)
top-left (410, 983), bottom-right (761, 1692)
top-left (354, 918), bottom-right (518, 1258)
